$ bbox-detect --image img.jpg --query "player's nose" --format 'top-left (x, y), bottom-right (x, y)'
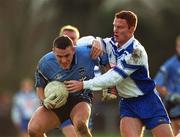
top-left (61, 57), bottom-right (67, 63)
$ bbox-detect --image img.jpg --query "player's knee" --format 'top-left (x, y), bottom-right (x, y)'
top-left (28, 122), bottom-right (42, 137)
top-left (76, 121), bottom-right (89, 135)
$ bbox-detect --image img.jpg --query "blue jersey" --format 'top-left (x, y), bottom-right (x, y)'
top-left (154, 55), bottom-right (180, 118)
top-left (35, 45), bottom-right (108, 89)
top-left (154, 55), bottom-right (180, 93)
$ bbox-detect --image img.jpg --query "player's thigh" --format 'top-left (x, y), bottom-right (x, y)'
top-left (28, 106), bottom-right (60, 132)
top-left (70, 102), bottom-right (91, 125)
top-left (151, 123), bottom-right (174, 137)
top-left (172, 118), bottom-right (180, 135)
top-left (120, 117), bottom-right (144, 137)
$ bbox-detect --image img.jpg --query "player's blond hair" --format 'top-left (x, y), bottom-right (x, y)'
top-left (59, 25), bottom-right (80, 39)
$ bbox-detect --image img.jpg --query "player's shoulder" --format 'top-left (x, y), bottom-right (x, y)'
top-left (76, 44), bottom-right (91, 55)
top-left (76, 35), bottom-right (95, 46)
top-left (37, 51), bottom-right (57, 71)
top-left (124, 39), bottom-right (147, 66)
top-left (165, 55), bottom-right (177, 65)
top-left (39, 51), bottom-right (55, 62)
top-left (102, 37), bottom-right (114, 46)
top-left (103, 37), bottom-right (114, 42)
top-left (161, 55), bottom-right (177, 69)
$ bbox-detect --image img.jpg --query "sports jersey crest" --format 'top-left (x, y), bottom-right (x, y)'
top-left (78, 67), bottom-right (87, 81)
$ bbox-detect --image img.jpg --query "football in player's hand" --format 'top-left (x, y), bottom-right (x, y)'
top-left (43, 81), bottom-right (69, 109)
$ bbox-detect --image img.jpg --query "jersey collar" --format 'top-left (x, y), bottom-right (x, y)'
top-left (120, 36), bottom-right (135, 49)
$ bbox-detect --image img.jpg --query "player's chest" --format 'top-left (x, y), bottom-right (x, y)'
top-left (50, 65), bottom-right (94, 81)
top-left (106, 46), bottom-right (126, 67)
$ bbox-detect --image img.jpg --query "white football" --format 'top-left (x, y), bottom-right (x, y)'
top-left (44, 81), bottom-right (69, 108)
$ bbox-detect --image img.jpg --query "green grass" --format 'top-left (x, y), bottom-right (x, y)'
top-left (1, 131), bottom-right (153, 137)
top-left (47, 130), bottom-right (153, 137)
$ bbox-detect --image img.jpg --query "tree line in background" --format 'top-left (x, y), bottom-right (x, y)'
top-left (0, 0), bottom-right (180, 92)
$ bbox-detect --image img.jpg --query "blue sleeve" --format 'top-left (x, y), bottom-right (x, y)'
top-left (99, 52), bottom-right (109, 65)
top-left (35, 70), bottom-right (47, 88)
top-left (35, 60), bottom-right (48, 88)
top-left (154, 64), bottom-right (169, 86)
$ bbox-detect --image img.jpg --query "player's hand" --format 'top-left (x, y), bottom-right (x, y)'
top-left (64, 80), bottom-right (83, 93)
top-left (102, 87), bottom-right (117, 101)
top-left (91, 40), bottom-right (103, 59)
top-left (43, 93), bottom-right (57, 109)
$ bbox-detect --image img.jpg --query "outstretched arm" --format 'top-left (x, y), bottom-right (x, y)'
top-left (65, 68), bottom-right (123, 93)
top-left (65, 48), bottom-right (144, 93)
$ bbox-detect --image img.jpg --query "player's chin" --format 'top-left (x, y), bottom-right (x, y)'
top-left (61, 65), bottom-right (70, 70)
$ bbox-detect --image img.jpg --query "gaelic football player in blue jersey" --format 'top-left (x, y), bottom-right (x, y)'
top-left (28, 36), bottom-right (108, 137)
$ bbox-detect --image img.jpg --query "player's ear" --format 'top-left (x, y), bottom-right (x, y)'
top-left (129, 26), bottom-right (135, 33)
top-left (72, 46), bottom-right (75, 53)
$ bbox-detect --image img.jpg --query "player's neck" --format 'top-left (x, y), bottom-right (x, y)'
top-left (117, 37), bottom-right (133, 48)
top-left (69, 54), bottom-right (76, 70)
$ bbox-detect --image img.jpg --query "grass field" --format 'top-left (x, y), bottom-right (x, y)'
top-left (47, 133), bottom-right (153, 137)
top-left (1, 128), bottom-right (153, 137)
top-left (46, 130), bottom-right (153, 137)
top-left (1, 131), bottom-right (153, 137)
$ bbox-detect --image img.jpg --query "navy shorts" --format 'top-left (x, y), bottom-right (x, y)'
top-left (119, 91), bottom-right (171, 129)
top-left (53, 92), bottom-right (93, 124)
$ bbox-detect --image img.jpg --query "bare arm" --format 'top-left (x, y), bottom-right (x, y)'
top-left (36, 87), bottom-right (45, 101)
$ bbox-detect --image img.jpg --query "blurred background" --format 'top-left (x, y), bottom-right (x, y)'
top-left (0, 0), bottom-right (180, 136)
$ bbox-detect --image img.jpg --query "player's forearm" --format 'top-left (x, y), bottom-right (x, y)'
top-left (99, 64), bottom-right (111, 74)
top-left (83, 69), bottom-right (122, 90)
top-left (36, 87), bottom-right (45, 101)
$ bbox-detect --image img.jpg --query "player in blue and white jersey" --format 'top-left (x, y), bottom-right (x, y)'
top-left (65, 10), bottom-right (174, 137)
top-left (154, 35), bottom-right (180, 136)
top-left (28, 36), bottom-right (108, 137)
top-left (11, 78), bottom-right (40, 137)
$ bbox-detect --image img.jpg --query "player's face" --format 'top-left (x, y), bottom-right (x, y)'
top-left (63, 30), bottom-right (78, 45)
top-left (22, 80), bottom-right (33, 92)
top-left (113, 18), bottom-right (134, 46)
top-left (53, 46), bottom-right (75, 69)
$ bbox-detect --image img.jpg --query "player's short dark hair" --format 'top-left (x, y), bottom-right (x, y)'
top-left (53, 36), bottom-right (73, 49)
top-left (115, 10), bottom-right (138, 30)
